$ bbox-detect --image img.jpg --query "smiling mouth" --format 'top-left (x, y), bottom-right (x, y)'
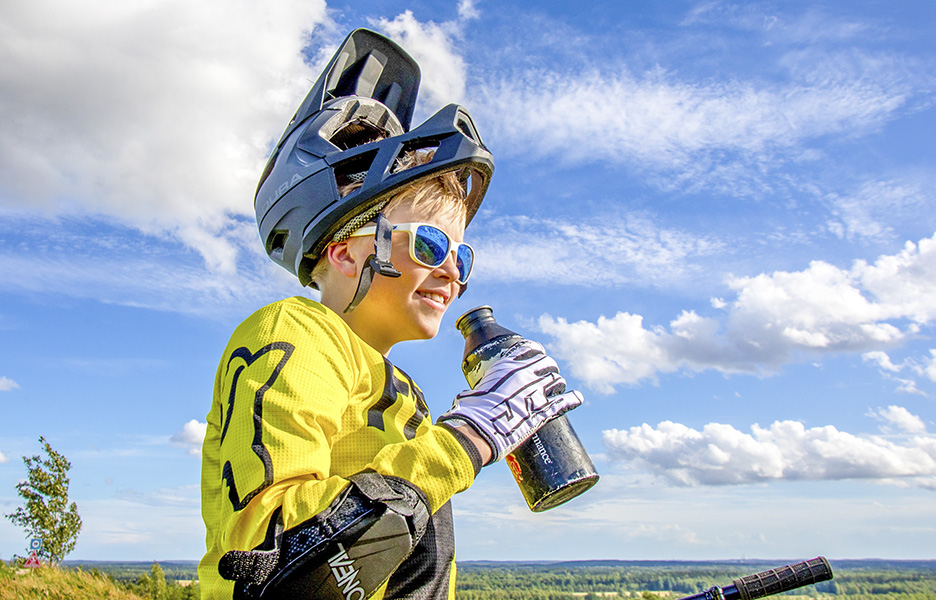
top-left (417, 290), bottom-right (447, 306)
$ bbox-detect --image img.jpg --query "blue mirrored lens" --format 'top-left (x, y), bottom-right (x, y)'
top-left (414, 225), bottom-right (448, 266)
top-left (411, 224), bottom-right (472, 283)
top-left (456, 244), bottom-right (473, 283)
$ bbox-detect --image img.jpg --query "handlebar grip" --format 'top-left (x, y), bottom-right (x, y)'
top-left (733, 557), bottom-right (833, 600)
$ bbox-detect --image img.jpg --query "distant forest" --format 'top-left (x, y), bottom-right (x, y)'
top-left (454, 560), bottom-right (936, 600)
top-left (59, 558), bottom-right (936, 600)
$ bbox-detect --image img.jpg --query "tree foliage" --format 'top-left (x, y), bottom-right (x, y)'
top-left (4, 436), bottom-right (82, 564)
top-left (126, 562), bottom-right (200, 600)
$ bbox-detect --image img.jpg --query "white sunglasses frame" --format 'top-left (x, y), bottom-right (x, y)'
top-left (348, 222), bottom-right (474, 284)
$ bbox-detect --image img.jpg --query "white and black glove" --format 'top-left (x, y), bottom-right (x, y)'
top-left (439, 340), bottom-right (583, 463)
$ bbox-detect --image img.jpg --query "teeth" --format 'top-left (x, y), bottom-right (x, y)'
top-left (420, 291), bottom-right (444, 304)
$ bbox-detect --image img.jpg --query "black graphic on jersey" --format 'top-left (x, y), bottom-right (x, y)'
top-left (368, 360), bottom-right (430, 439)
top-left (221, 342), bottom-right (294, 511)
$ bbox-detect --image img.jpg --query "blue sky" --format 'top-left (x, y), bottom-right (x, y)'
top-left (2, 0), bottom-right (936, 563)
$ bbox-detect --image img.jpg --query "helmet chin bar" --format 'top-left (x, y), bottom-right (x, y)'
top-left (344, 212), bottom-right (401, 314)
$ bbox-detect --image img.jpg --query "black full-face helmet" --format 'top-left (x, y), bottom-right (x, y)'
top-left (255, 28), bottom-right (494, 289)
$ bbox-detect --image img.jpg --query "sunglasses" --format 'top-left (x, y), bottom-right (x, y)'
top-left (349, 222), bottom-right (474, 284)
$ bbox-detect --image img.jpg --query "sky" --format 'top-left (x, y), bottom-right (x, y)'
top-left (2, 0), bottom-right (936, 564)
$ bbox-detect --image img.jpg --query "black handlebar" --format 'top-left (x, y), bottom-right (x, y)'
top-left (678, 557), bottom-right (833, 600)
top-left (733, 557), bottom-right (832, 600)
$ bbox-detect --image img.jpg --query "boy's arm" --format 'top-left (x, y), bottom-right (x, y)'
top-left (449, 423), bottom-right (493, 465)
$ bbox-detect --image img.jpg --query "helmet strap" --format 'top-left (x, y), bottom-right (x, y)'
top-left (344, 212), bottom-right (401, 313)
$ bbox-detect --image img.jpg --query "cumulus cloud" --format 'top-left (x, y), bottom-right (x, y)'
top-left (170, 420), bottom-right (207, 456)
top-left (0, 376), bottom-right (19, 391)
top-left (872, 405), bottom-right (927, 434)
top-left (374, 10), bottom-right (469, 109)
top-left (0, 451), bottom-right (8, 464)
top-left (604, 409), bottom-right (936, 488)
top-left (0, 0), bottom-right (331, 273)
top-left (539, 233), bottom-right (936, 393)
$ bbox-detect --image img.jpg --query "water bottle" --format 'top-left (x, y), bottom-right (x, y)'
top-left (456, 306), bottom-right (599, 512)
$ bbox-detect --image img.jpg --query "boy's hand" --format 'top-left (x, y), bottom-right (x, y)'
top-left (439, 340), bottom-right (583, 463)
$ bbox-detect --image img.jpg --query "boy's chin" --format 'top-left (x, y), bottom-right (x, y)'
top-left (411, 320), bottom-right (443, 342)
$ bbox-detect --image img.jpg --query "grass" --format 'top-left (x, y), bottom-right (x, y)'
top-left (0, 562), bottom-right (144, 600)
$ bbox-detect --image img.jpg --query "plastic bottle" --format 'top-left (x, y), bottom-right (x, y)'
top-left (456, 306), bottom-right (599, 512)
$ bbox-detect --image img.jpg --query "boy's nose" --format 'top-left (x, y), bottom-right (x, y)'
top-left (435, 250), bottom-right (460, 281)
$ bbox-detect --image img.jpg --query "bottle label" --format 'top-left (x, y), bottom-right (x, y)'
top-left (506, 454), bottom-right (523, 482)
top-left (529, 431), bottom-right (553, 465)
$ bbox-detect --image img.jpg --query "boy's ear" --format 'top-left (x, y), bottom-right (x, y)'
top-left (325, 241), bottom-right (360, 279)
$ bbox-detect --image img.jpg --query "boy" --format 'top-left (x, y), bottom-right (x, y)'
top-left (199, 29), bottom-right (583, 599)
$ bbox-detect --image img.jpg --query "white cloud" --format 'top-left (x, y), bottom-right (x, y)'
top-left (472, 213), bottom-right (723, 289)
top-left (863, 351), bottom-right (900, 373)
top-left (464, 12), bottom-right (931, 205)
top-left (604, 413), bottom-right (936, 488)
top-left (170, 420), bottom-right (208, 456)
top-left (825, 179), bottom-right (928, 242)
top-left (0, 376), bottom-right (19, 391)
top-left (0, 215), bottom-right (303, 317)
top-left (925, 351), bottom-right (936, 383)
top-left (853, 236), bottom-right (936, 323)
top-left (473, 54), bottom-right (913, 182)
top-left (0, 451), bottom-right (8, 464)
top-left (453, 465), bottom-right (936, 560)
top-left (374, 10), bottom-right (468, 109)
top-left (457, 0), bottom-right (481, 21)
top-left (862, 350), bottom-right (935, 396)
top-left (873, 405), bottom-right (927, 435)
top-left (0, 0), bottom-right (331, 274)
top-left (539, 233), bottom-right (936, 392)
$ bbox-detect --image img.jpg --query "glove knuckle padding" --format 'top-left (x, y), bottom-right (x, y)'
top-left (440, 341), bottom-right (584, 463)
top-left (534, 364), bottom-right (559, 377)
top-left (219, 471), bottom-right (430, 599)
top-left (509, 347), bottom-right (542, 361)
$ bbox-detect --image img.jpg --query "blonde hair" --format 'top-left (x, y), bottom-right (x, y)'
top-left (308, 149), bottom-right (469, 287)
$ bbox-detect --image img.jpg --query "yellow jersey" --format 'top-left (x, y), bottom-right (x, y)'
top-left (199, 297), bottom-right (478, 599)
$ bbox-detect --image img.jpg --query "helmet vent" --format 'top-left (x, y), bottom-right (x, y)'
top-left (334, 150), bottom-right (379, 196)
top-left (391, 142), bottom-right (441, 173)
top-left (329, 118), bottom-right (388, 150)
top-left (455, 110), bottom-right (482, 144)
top-left (320, 98), bottom-right (404, 151)
top-left (267, 230), bottom-right (289, 261)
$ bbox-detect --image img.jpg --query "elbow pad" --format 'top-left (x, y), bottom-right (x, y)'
top-left (219, 471), bottom-right (430, 599)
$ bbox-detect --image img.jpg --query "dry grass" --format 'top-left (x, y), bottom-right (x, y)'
top-left (0, 565), bottom-right (144, 600)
